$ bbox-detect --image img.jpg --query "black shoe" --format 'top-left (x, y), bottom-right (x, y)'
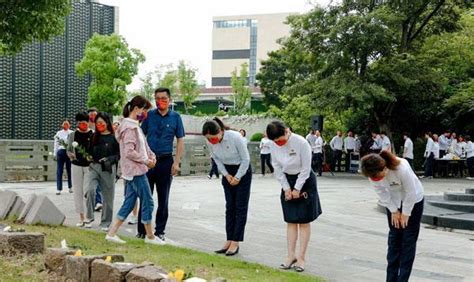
top-left (136, 233), bottom-right (145, 239)
top-left (225, 247), bottom-right (239, 256)
top-left (279, 258), bottom-right (297, 270)
top-left (214, 248), bottom-right (229, 254)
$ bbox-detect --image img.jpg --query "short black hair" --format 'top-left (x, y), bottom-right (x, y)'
top-left (402, 131), bottom-right (410, 137)
top-left (266, 121), bottom-right (286, 140)
top-left (75, 111), bottom-right (89, 122)
top-left (155, 87), bottom-right (171, 97)
top-left (381, 131), bottom-right (387, 135)
top-left (87, 107), bottom-right (98, 113)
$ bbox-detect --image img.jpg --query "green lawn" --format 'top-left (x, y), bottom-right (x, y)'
top-left (0, 220), bottom-right (323, 281)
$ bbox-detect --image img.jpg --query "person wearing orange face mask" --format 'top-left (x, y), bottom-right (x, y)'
top-left (137, 87), bottom-right (185, 242)
top-left (360, 151), bottom-right (424, 282)
top-left (266, 121), bottom-right (322, 273)
top-left (53, 119), bottom-right (73, 195)
top-left (202, 117), bottom-right (252, 256)
top-left (66, 112), bottom-right (94, 227)
top-left (84, 112), bottom-right (120, 231)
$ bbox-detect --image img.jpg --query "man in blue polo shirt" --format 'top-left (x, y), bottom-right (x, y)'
top-left (137, 87), bottom-right (185, 242)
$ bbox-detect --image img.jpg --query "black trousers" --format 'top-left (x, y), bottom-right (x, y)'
top-left (137, 156), bottom-right (173, 236)
top-left (385, 200), bottom-right (424, 282)
top-left (468, 157), bottom-right (474, 177)
top-left (424, 153), bottom-right (434, 177)
top-left (209, 158), bottom-right (219, 178)
top-left (222, 164), bottom-right (252, 242)
top-left (345, 149), bottom-right (354, 171)
top-left (332, 150), bottom-right (342, 172)
top-left (260, 154), bottom-right (274, 175)
top-left (313, 153), bottom-right (323, 176)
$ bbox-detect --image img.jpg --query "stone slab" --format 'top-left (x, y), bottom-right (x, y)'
top-left (18, 194), bottom-right (38, 221)
top-left (125, 265), bottom-right (168, 281)
top-left (65, 254), bottom-right (125, 282)
top-left (24, 195), bottom-right (65, 225)
top-left (9, 195), bottom-right (25, 218)
top-left (0, 232), bottom-right (44, 255)
top-left (0, 190), bottom-right (17, 219)
top-left (91, 260), bottom-right (137, 282)
top-left (45, 248), bottom-right (77, 275)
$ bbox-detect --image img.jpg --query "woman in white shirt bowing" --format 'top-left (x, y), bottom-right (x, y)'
top-left (203, 118), bottom-right (252, 256)
top-left (266, 121), bottom-right (322, 273)
top-left (361, 151), bottom-right (424, 282)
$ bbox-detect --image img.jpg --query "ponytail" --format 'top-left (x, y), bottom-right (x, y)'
top-left (361, 151), bottom-right (400, 178)
top-left (379, 150), bottom-right (401, 170)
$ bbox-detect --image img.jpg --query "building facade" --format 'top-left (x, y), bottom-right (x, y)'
top-left (0, 0), bottom-right (117, 140)
top-left (211, 13), bottom-right (293, 87)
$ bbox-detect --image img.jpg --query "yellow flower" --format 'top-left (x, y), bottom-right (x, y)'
top-left (105, 256), bottom-right (112, 263)
top-left (74, 250), bottom-right (82, 257)
top-left (168, 272), bottom-right (175, 279)
top-left (175, 269), bottom-right (185, 281)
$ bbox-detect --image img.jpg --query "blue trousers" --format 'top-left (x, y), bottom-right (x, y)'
top-left (385, 200), bottom-right (424, 282)
top-left (117, 174), bottom-right (154, 224)
top-left (56, 149), bottom-right (72, 191)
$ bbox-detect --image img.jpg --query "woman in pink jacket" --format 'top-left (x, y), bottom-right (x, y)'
top-left (106, 95), bottom-right (163, 245)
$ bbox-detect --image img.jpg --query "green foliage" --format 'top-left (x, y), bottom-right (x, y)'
top-left (0, 0), bottom-right (71, 55)
top-left (250, 133), bottom-right (264, 142)
top-left (176, 61), bottom-right (201, 113)
top-left (76, 33), bottom-right (145, 115)
top-left (231, 63), bottom-right (252, 114)
top-left (258, 1), bottom-right (472, 141)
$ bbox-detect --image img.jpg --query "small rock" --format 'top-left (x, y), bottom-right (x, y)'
top-left (91, 260), bottom-right (136, 282)
top-left (0, 232), bottom-right (44, 256)
top-left (45, 248), bottom-right (77, 275)
top-left (125, 265), bottom-right (168, 281)
top-left (65, 254), bottom-right (124, 282)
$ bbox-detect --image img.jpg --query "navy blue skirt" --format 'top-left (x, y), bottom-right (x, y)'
top-left (280, 172), bottom-right (322, 223)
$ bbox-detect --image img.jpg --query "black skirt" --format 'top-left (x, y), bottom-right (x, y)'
top-left (280, 172), bottom-right (322, 223)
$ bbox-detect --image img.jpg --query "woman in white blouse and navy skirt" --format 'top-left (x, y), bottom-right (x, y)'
top-left (361, 151), bottom-right (424, 282)
top-left (266, 121), bottom-right (322, 273)
top-left (203, 118), bottom-right (252, 256)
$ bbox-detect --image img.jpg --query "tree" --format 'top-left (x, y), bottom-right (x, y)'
top-left (176, 61), bottom-right (201, 113)
top-left (258, 0), bottom-right (470, 138)
top-left (0, 0), bottom-right (71, 55)
top-left (76, 33), bottom-right (145, 115)
top-left (231, 63), bottom-right (252, 114)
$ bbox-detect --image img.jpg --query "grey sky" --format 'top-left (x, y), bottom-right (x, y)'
top-left (99, 0), bottom-right (330, 89)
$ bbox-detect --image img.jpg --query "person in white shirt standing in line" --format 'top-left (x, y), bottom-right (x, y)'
top-left (370, 131), bottom-right (383, 153)
top-left (380, 131), bottom-right (392, 152)
top-left (438, 130), bottom-right (451, 159)
top-left (422, 132), bottom-right (435, 179)
top-left (449, 132), bottom-right (458, 155)
top-left (330, 131), bottom-right (344, 172)
top-left (267, 121), bottom-right (322, 273)
top-left (306, 129), bottom-right (317, 172)
top-left (465, 135), bottom-right (474, 180)
top-left (402, 132), bottom-right (414, 170)
top-left (344, 130), bottom-right (356, 172)
top-left (314, 130), bottom-right (324, 176)
top-left (361, 151), bottom-right (424, 282)
top-left (53, 119), bottom-right (73, 195)
top-left (259, 133), bottom-right (274, 176)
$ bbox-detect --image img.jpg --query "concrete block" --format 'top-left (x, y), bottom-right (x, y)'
top-left (91, 260), bottom-right (137, 282)
top-left (24, 195), bottom-right (65, 225)
top-left (125, 265), bottom-right (168, 281)
top-left (9, 196), bottom-right (25, 218)
top-left (65, 254), bottom-right (124, 282)
top-left (18, 194), bottom-right (38, 221)
top-left (0, 232), bottom-right (45, 255)
top-left (0, 190), bottom-right (17, 219)
top-left (45, 248), bottom-right (77, 275)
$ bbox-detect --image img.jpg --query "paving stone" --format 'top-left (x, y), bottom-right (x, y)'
top-left (45, 248), bottom-right (77, 275)
top-left (0, 232), bottom-right (44, 255)
top-left (18, 194), bottom-right (38, 221)
top-left (0, 190), bottom-right (17, 219)
top-left (9, 196), bottom-right (25, 218)
top-left (125, 265), bottom-right (168, 281)
top-left (24, 195), bottom-right (65, 225)
top-left (91, 260), bottom-right (137, 282)
top-left (65, 254), bottom-right (124, 282)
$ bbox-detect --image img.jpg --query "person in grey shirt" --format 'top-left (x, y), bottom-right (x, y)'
top-left (438, 130), bottom-right (451, 159)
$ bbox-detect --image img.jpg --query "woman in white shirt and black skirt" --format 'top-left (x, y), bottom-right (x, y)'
top-left (361, 151), bottom-right (424, 282)
top-left (203, 118), bottom-right (252, 256)
top-left (266, 121), bottom-right (322, 273)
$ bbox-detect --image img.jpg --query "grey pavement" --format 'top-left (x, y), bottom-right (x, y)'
top-left (1, 174), bottom-right (473, 281)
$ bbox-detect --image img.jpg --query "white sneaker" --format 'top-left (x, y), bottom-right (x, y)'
top-left (467, 177), bottom-right (474, 180)
top-left (84, 219), bottom-right (94, 228)
top-left (105, 234), bottom-right (126, 244)
top-left (144, 236), bottom-right (166, 246)
top-left (128, 216), bottom-right (138, 225)
top-left (100, 226), bottom-right (109, 232)
top-left (207, 175), bottom-right (212, 179)
top-left (68, 189), bottom-right (73, 193)
top-left (76, 222), bottom-right (85, 227)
